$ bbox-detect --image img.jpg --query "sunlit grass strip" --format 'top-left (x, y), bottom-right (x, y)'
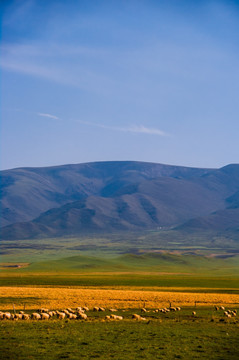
top-left (1, 286), bottom-right (239, 310)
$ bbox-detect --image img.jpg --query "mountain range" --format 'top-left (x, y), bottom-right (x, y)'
top-left (1, 161), bottom-right (239, 240)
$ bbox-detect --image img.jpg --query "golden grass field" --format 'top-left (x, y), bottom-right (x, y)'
top-left (1, 286), bottom-right (239, 310)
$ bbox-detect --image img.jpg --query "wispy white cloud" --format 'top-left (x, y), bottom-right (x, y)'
top-left (37, 112), bottom-right (60, 120)
top-left (124, 125), bottom-right (167, 136)
top-left (74, 120), bottom-right (168, 136)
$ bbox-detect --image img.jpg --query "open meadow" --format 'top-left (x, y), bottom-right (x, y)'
top-left (1, 235), bottom-right (239, 359)
top-left (1, 306), bottom-right (239, 360)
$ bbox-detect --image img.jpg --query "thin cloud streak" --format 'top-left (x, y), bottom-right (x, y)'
top-left (126, 125), bottom-right (167, 136)
top-left (75, 120), bottom-right (168, 136)
top-left (37, 113), bottom-right (60, 120)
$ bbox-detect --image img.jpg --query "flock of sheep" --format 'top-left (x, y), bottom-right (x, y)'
top-left (214, 305), bottom-right (237, 318)
top-left (0, 305), bottom-right (237, 321)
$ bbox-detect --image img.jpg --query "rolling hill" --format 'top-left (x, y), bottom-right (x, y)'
top-left (1, 161), bottom-right (239, 239)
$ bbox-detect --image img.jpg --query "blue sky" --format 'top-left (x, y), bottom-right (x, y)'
top-left (1, 0), bottom-right (239, 170)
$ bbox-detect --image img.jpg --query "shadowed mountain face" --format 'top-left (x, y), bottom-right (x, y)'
top-left (177, 189), bottom-right (239, 233)
top-left (1, 161), bottom-right (239, 239)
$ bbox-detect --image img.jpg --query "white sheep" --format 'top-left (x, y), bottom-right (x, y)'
top-left (31, 312), bottom-right (41, 320)
top-left (56, 311), bottom-right (66, 320)
top-left (70, 313), bottom-right (77, 320)
top-left (3, 312), bottom-right (12, 320)
top-left (22, 314), bottom-right (30, 320)
top-left (132, 314), bottom-right (142, 320)
top-left (41, 313), bottom-right (50, 320)
top-left (110, 314), bottom-right (118, 320)
top-left (77, 313), bottom-right (87, 320)
top-left (13, 314), bottom-right (23, 320)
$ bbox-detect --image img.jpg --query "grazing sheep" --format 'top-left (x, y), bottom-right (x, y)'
top-left (214, 306), bottom-right (219, 311)
top-left (109, 309), bottom-right (117, 312)
top-left (220, 306), bottom-right (225, 311)
top-left (19, 311), bottom-right (25, 315)
top-left (70, 314), bottom-right (77, 320)
top-left (141, 308), bottom-right (147, 313)
top-left (105, 315), bottom-right (111, 320)
top-left (93, 307), bottom-right (99, 312)
top-left (169, 307), bottom-right (177, 312)
top-left (31, 313), bottom-right (41, 320)
top-left (77, 313), bottom-right (87, 320)
top-left (110, 314), bottom-right (118, 320)
top-left (67, 313), bottom-right (77, 320)
top-left (176, 307), bottom-right (181, 311)
top-left (82, 306), bottom-right (89, 312)
top-left (3, 312), bottom-right (12, 320)
top-left (63, 310), bottom-right (70, 315)
top-left (192, 311), bottom-right (196, 316)
top-left (22, 314), bottom-right (30, 320)
top-left (98, 307), bottom-right (105, 312)
top-left (56, 312), bottom-right (66, 320)
top-left (41, 313), bottom-right (50, 320)
top-left (132, 314), bottom-right (142, 320)
top-left (38, 308), bottom-right (49, 313)
top-left (67, 308), bottom-right (74, 312)
top-left (109, 314), bottom-right (123, 320)
top-left (13, 314), bottom-right (23, 320)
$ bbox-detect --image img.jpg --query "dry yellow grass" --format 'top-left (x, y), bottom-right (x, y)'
top-left (1, 286), bottom-right (239, 310)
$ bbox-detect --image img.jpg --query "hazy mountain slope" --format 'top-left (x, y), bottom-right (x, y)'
top-left (2, 169), bottom-right (239, 239)
top-left (176, 207), bottom-right (239, 233)
top-left (1, 161), bottom-right (210, 227)
top-left (1, 161), bottom-right (239, 239)
top-left (176, 190), bottom-right (239, 233)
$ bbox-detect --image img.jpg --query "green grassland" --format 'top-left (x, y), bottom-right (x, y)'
top-left (1, 307), bottom-right (239, 360)
top-left (2, 230), bottom-right (239, 262)
top-left (1, 232), bottom-right (239, 359)
top-left (1, 231), bottom-right (239, 290)
top-left (1, 253), bottom-right (239, 291)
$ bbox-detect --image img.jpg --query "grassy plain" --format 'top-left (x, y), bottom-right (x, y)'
top-left (1, 232), bottom-right (239, 359)
top-left (1, 308), bottom-right (239, 360)
top-left (1, 286), bottom-right (239, 310)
